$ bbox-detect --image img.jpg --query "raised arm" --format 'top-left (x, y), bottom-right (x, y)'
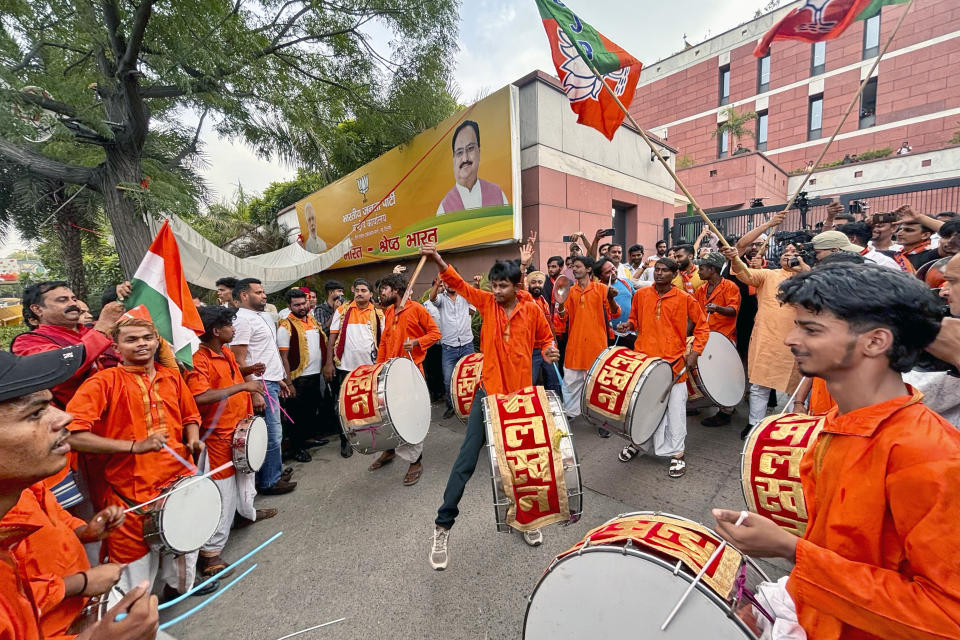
top-left (736, 212), bottom-right (785, 255)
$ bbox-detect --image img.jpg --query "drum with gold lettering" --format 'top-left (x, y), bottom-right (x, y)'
top-left (741, 413), bottom-right (825, 536)
top-left (686, 332), bottom-right (746, 407)
top-left (482, 387), bottom-right (582, 533)
top-left (524, 511), bottom-right (770, 639)
top-left (450, 353), bottom-right (483, 422)
top-left (580, 346), bottom-right (674, 444)
top-left (337, 357), bottom-right (431, 454)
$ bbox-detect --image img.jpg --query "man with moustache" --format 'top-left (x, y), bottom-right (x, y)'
top-left (302, 202), bottom-right (328, 253)
top-left (436, 120), bottom-right (508, 216)
top-left (215, 277), bottom-right (238, 307)
top-left (526, 271), bottom-right (563, 397)
top-left (0, 346), bottom-right (160, 640)
top-left (671, 244), bottom-right (704, 294)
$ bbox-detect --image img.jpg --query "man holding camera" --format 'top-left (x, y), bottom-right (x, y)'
top-left (315, 280), bottom-right (345, 334)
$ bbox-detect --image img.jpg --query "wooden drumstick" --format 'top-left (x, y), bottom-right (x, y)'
top-left (661, 511), bottom-right (748, 631)
top-left (397, 255), bottom-right (428, 311)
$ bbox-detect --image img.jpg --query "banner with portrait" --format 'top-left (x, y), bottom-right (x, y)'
top-left (295, 85), bottom-right (521, 266)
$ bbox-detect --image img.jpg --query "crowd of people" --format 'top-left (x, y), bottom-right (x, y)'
top-left (2, 197), bottom-right (960, 639)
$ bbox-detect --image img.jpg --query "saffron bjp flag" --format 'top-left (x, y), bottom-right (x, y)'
top-left (754, 0), bottom-right (909, 57)
top-left (535, 0), bottom-right (642, 140)
top-left (126, 220), bottom-right (203, 366)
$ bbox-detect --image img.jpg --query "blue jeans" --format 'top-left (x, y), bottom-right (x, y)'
top-left (436, 388), bottom-right (487, 529)
top-left (256, 380), bottom-right (283, 489)
top-left (532, 349), bottom-right (563, 400)
top-left (441, 343), bottom-right (475, 409)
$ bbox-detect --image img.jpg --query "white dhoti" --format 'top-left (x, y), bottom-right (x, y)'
top-left (638, 382), bottom-right (688, 457)
top-left (199, 452), bottom-right (256, 554)
top-left (118, 547), bottom-right (198, 595)
top-left (562, 369), bottom-right (588, 418)
top-left (396, 441), bottom-right (424, 463)
top-left (749, 383), bottom-right (777, 426)
top-left (753, 577), bottom-right (806, 640)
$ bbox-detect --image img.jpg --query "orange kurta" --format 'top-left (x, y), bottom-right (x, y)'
top-left (186, 345), bottom-right (252, 481)
top-left (629, 285), bottom-right (708, 382)
top-left (787, 387), bottom-right (960, 640)
top-left (65, 365), bottom-right (202, 563)
top-left (562, 281), bottom-right (619, 370)
top-left (0, 525), bottom-right (42, 640)
top-left (376, 301), bottom-right (441, 373)
top-left (2, 484), bottom-right (88, 638)
top-left (440, 266), bottom-right (553, 396)
top-left (694, 278), bottom-right (741, 343)
top-left (808, 377), bottom-right (837, 415)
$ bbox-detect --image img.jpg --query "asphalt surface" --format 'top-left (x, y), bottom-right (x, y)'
top-left (167, 396), bottom-right (791, 640)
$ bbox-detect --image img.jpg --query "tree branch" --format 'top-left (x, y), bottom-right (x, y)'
top-left (139, 84), bottom-right (188, 99)
top-left (168, 107), bottom-right (208, 168)
top-left (11, 90), bottom-right (78, 119)
top-left (120, 0), bottom-right (157, 74)
top-left (0, 140), bottom-right (96, 187)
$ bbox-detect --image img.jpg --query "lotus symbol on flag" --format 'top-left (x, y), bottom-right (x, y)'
top-left (357, 173), bottom-right (369, 202)
top-left (795, 0), bottom-right (840, 34)
top-left (556, 28), bottom-right (629, 103)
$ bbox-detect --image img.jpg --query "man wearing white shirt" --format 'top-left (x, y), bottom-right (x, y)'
top-left (606, 243), bottom-right (635, 282)
top-left (425, 277), bottom-right (475, 419)
top-left (436, 120), bottom-right (508, 216)
top-left (230, 278), bottom-right (296, 495)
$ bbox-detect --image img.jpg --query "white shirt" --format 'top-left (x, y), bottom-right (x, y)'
top-left (425, 292), bottom-right (474, 347)
top-left (869, 240), bottom-right (902, 253)
top-left (861, 247), bottom-right (902, 270)
top-left (276, 317), bottom-right (323, 376)
top-left (436, 181), bottom-right (508, 215)
top-left (329, 304), bottom-right (383, 372)
top-left (231, 307), bottom-right (285, 381)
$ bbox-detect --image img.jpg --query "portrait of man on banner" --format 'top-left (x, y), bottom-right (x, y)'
top-left (302, 201), bottom-right (328, 253)
top-left (436, 120), bottom-right (508, 216)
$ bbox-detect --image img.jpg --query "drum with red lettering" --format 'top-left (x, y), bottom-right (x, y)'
top-left (482, 387), bottom-right (582, 533)
top-left (687, 332), bottom-right (746, 407)
top-left (338, 357), bottom-right (431, 454)
top-left (580, 347), bottom-right (674, 444)
top-left (523, 511), bottom-right (770, 639)
top-left (451, 353), bottom-right (483, 422)
top-left (741, 413), bottom-right (825, 536)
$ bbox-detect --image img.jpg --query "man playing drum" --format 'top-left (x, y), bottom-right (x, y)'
top-left (695, 252), bottom-right (741, 427)
top-left (714, 264), bottom-right (960, 640)
top-left (187, 306), bottom-right (275, 579)
top-left (0, 347), bottom-right (160, 640)
top-left (616, 257), bottom-right (708, 477)
top-left (369, 273), bottom-right (442, 486)
top-left (419, 242), bottom-right (559, 570)
top-left (65, 316), bottom-right (218, 602)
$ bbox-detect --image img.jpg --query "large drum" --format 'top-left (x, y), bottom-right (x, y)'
top-left (482, 387), bottom-right (582, 533)
top-left (687, 332), bottom-right (747, 407)
top-left (524, 511), bottom-right (771, 639)
top-left (741, 413), bottom-right (825, 536)
top-left (338, 357), bottom-right (431, 454)
top-left (232, 415), bottom-right (268, 474)
top-left (451, 353), bottom-right (483, 422)
top-left (143, 476), bottom-right (222, 554)
top-left (581, 346), bottom-right (674, 444)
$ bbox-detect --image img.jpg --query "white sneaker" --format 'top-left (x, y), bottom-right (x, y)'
top-left (522, 528), bottom-right (544, 547)
top-left (430, 526), bottom-right (450, 570)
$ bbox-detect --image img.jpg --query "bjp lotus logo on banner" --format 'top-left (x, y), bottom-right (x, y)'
top-left (357, 173), bottom-right (369, 202)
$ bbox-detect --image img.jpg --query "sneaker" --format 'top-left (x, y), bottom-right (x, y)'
top-left (522, 529), bottom-right (544, 547)
top-left (668, 456), bottom-right (687, 478)
top-left (430, 526), bottom-right (450, 570)
top-left (442, 406), bottom-right (456, 420)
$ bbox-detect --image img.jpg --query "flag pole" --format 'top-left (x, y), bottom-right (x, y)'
top-left (756, 0), bottom-right (914, 255)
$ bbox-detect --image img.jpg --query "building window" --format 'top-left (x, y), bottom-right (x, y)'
top-left (859, 77), bottom-right (877, 129)
top-left (863, 15), bottom-right (880, 58)
top-left (718, 130), bottom-right (729, 158)
top-left (756, 110), bottom-right (768, 151)
top-left (808, 94), bottom-right (823, 140)
top-left (719, 65), bottom-right (730, 106)
top-left (757, 54), bottom-right (770, 93)
top-left (811, 41), bottom-right (826, 76)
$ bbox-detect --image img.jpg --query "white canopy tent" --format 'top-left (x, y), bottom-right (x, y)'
top-left (147, 215), bottom-right (352, 293)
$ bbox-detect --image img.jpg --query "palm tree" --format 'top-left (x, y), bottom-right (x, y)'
top-left (712, 106), bottom-right (758, 152)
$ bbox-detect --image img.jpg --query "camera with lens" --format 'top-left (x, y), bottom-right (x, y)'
top-left (848, 200), bottom-right (871, 215)
top-left (772, 230), bottom-right (815, 267)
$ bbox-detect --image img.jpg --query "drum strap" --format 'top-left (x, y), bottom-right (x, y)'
top-left (111, 486), bottom-right (151, 516)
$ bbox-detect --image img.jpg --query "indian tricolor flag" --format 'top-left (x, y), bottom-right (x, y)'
top-left (126, 220), bottom-right (203, 366)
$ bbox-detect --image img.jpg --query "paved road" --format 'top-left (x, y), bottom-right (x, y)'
top-left (168, 397), bottom-right (790, 640)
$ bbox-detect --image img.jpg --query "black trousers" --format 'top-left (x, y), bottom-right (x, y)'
top-left (283, 373), bottom-right (331, 451)
top-left (327, 369), bottom-right (350, 447)
top-left (436, 388), bottom-right (487, 529)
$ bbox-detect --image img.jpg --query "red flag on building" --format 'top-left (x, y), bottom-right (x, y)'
top-left (535, 0), bottom-right (642, 140)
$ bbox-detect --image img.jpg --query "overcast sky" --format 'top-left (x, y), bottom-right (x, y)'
top-left (2, 0), bottom-right (767, 256)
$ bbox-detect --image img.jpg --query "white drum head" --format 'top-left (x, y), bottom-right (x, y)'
top-left (160, 477), bottom-right (222, 553)
top-left (383, 357), bottom-right (431, 445)
top-left (696, 333), bottom-right (746, 407)
top-left (246, 416), bottom-right (268, 472)
top-left (524, 550), bottom-right (753, 639)
top-left (628, 361), bottom-right (674, 444)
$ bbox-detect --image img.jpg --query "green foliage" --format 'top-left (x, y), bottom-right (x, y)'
top-left (951, 129), bottom-right (960, 145)
top-left (247, 170), bottom-right (327, 227)
top-left (788, 147), bottom-right (894, 173)
top-left (676, 154), bottom-right (696, 169)
top-left (712, 107), bottom-right (758, 147)
top-left (0, 325), bottom-right (25, 350)
top-left (33, 216), bottom-right (124, 309)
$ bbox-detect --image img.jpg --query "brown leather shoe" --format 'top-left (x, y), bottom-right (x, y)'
top-left (255, 508), bottom-right (278, 521)
top-left (258, 479), bottom-right (297, 495)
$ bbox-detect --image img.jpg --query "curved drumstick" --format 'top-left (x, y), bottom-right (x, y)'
top-left (158, 563), bottom-right (258, 630)
top-left (122, 462), bottom-right (233, 514)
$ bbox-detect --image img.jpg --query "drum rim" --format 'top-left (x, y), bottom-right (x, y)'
top-left (690, 332), bottom-right (746, 408)
top-left (380, 356), bottom-right (431, 445)
top-left (336, 361), bottom-right (404, 453)
top-left (451, 352), bottom-right (482, 422)
top-left (147, 475), bottom-right (222, 554)
top-left (522, 544), bottom-right (759, 639)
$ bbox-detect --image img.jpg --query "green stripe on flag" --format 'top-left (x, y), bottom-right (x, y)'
top-left (857, 0), bottom-right (909, 21)
top-left (126, 279), bottom-right (194, 368)
top-left (534, 0), bottom-right (621, 75)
